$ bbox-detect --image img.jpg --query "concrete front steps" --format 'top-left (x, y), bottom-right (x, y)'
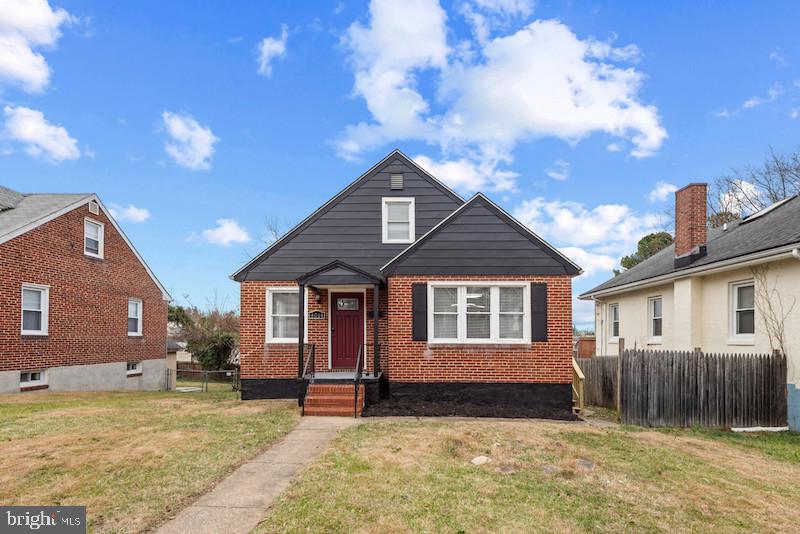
top-left (303, 383), bottom-right (365, 416)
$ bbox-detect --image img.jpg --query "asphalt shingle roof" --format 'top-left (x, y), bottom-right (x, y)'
top-left (0, 186), bottom-right (92, 242)
top-left (581, 194), bottom-right (800, 296)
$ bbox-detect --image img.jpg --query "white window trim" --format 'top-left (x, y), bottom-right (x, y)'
top-left (128, 298), bottom-right (143, 337)
top-left (21, 283), bottom-right (49, 336)
top-left (381, 197), bottom-right (415, 244)
top-left (126, 361), bottom-right (142, 375)
top-left (265, 287), bottom-right (309, 344)
top-left (648, 296), bottom-right (663, 344)
top-left (84, 217), bottom-right (105, 259)
top-left (608, 303), bottom-right (620, 343)
top-left (729, 279), bottom-right (755, 345)
top-left (427, 281), bottom-right (530, 345)
top-left (20, 369), bottom-right (47, 388)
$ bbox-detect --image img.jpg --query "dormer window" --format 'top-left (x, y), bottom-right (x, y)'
top-left (84, 218), bottom-right (104, 258)
top-left (382, 197), bottom-right (415, 244)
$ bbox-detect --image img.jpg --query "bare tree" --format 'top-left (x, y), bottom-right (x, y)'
top-left (262, 216), bottom-right (283, 245)
top-left (751, 264), bottom-right (796, 358)
top-left (709, 147), bottom-right (800, 225)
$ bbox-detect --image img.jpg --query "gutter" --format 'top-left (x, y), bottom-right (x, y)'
top-left (580, 242), bottom-right (800, 300)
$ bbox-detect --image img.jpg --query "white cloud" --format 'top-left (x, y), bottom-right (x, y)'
top-left (0, 0), bottom-right (74, 93)
top-left (648, 181), bottom-right (677, 203)
top-left (718, 179), bottom-right (761, 216)
top-left (546, 159), bottom-right (569, 181)
top-left (513, 196), bottom-right (666, 250)
top-left (560, 246), bottom-right (616, 277)
top-left (3, 105), bottom-right (79, 162)
top-left (201, 219), bottom-right (251, 246)
top-left (414, 153), bottom-right (517, 191)
top-left (714, 109), bottom-right (731, 118)
top-left (572, 297), bottom-right (595, 325)
top-left (791, 107), bottom-right (799, 119)
top-left (337, 2), bottom-right (666, 192)
top-left (742, 84), bottom-right (781, 109)
top-left (161, 111), bottom-right (219, 171)
top-left (460, 0), bottom-right (534, 44)
top-left (769, 48), bottom-right (787, 66)
top-left (606, 142), bottom-right (622, 152)
top-left (109, 203), bottom-right (151, 223)
top-left (257, 24), bottom-right (288, 77)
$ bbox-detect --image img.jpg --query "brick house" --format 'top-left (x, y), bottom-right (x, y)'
top-left (0, 186), bottom-right (172, 393)
top-left (232, 150), bottom-right (583, 417)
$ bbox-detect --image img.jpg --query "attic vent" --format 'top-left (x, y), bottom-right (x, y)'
top-left (390, 174), bottom-right (404, 190)
top-left (88, 201), bottom-right (99, 215)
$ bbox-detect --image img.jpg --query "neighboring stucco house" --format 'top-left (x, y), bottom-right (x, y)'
top-left (579, 183), bottom-right (800, 430)
top-left (231, 150), bottom-right (582, 417)
top-left (0, 186), bottom-right (172, 393)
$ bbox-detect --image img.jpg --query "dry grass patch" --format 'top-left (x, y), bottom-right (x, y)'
top-left (257, 419), bottom-right (800, 533)
top-left (0, 390), bottom-right (298, 533)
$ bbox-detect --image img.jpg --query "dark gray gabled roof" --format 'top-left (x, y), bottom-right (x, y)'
top-left (298, 260), bottom-right (383, 286)
top-left (381, 193), bottom-right (582, 276)
top-left (0, 186), bottom-right (93, 243)
top-left (581, 194), bottom-right (800, 297)
top-left (231, 149), bottom-right (464, 282)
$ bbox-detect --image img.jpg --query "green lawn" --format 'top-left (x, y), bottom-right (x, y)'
top-left (0, 389), bottom-right (298, 533)
top-left (256, 418), bottom-right (800, 533)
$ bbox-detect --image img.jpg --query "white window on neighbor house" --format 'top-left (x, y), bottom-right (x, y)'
top-left (84, 218), bottom-right (104, 258)
top-left (22, 284), bottom-right (49, 335)
top-left (128, 298), bottom-right (143, 336)
top-left (267, 288), bottom-right (299, 343)
top-left (648, 297), bottom-right (663, 342)
top-left (126, 362), bottom-right (142, 375)
top-left (609, 303), bottom-right (620, 340)
top-left (731, 280), bottom-right (755, 340)
top-left (428, 283), bottom-right (529, 344)
top-left (20, 369), bottom-right (47, 388)
top-left (381, 197), bottom-right (415, 244)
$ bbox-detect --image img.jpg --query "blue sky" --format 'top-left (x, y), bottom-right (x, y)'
top-left (2, 0), bottom-right (799, 327)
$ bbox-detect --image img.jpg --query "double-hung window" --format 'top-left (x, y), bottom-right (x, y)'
top-left (381, 197), bottom-right (415, 243)
top-left (22, 284), bottom-right (49, 335)
top-left (84, 219), bottom-right (104, 258)
top-left (731, 280), bottom-right (755, 340)
top-left (429, 283), bottom-right (529, 344)
top-left (267, 288), bottom-right (300, 343)
top-left (128, 298), bottom-right (143, 336)
top-left (609, 303), bottom-right (620, 340)
top-left (648, 297), bottom-right (662, 342)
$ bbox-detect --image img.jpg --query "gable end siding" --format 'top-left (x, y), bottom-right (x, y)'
top-left (239, 156), bottom-right (463, 280)
top-left (386, 198), bottom-right (575, 275)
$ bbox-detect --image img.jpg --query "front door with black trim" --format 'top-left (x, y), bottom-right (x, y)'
top-left (330, 293), bottom-right (364, 369)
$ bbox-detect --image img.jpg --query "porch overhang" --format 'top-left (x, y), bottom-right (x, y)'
top-left (296, 260), bottom-right (384, 287)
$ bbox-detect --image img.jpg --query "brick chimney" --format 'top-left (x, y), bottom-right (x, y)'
top-left (674, 183), bottom-right (708, 266)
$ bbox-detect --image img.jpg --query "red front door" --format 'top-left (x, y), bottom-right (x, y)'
top-left (330, 293), bottom-right (364, 369)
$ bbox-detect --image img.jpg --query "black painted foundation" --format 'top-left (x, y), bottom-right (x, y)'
top-left (241, 378), bottom-right (298, 400)
top-left (363, 382), bottom-right (576, 419)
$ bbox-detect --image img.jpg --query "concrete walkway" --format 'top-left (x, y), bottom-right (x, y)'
top-left (156, 417), bottom-right (359, 534)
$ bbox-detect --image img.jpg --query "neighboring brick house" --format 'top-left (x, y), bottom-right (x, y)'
top-left (0, 186), bottom-right (172, 393)
top-left (232, 150), bottom-right (583, 417)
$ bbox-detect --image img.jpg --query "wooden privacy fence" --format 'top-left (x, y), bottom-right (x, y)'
top-left (575, 356), bottom-right (618, 408)
top-left (621, 349), bottom-right (787, 428)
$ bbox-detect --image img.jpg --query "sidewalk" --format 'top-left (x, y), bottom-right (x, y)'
top-left (156, 416), bottom-right (359, 534)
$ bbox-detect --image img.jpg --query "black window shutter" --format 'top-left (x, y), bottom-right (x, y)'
top-left (531, 282), bottom-right (548, 342)
top-left (411, 283), bottom-right (427, 341)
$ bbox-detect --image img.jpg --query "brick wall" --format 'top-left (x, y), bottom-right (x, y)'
top-left (675, 183), bottom-right (708, 257)
top-left (0, 202), bottom-right (167, 372)
top-left (240, 281), bottom-right (389, 379)
top-left (241, 274), bottom-right (573, 384)
top-left (387, 275), bottom-right (574, 384)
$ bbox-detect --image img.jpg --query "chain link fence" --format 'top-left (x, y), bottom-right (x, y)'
top-left (166, 368), bottom-right (240, 393)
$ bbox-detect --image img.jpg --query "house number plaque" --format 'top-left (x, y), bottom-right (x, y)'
top-left (309, 311), bottom-right (326, 320)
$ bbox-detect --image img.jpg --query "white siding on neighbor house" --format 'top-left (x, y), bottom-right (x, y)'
top-left (593, 258), bottom-right (800, 391)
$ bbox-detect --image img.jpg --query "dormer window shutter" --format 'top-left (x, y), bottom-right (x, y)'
top-left (531, 282), bottom-right (548, 342)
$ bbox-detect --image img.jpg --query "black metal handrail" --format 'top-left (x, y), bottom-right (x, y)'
top-left (353, 344), bottom-right (364, 418)
top-left (302, 343), bottom-right (316, 380)
top-left (299, 343), bottom-right (316, 414)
